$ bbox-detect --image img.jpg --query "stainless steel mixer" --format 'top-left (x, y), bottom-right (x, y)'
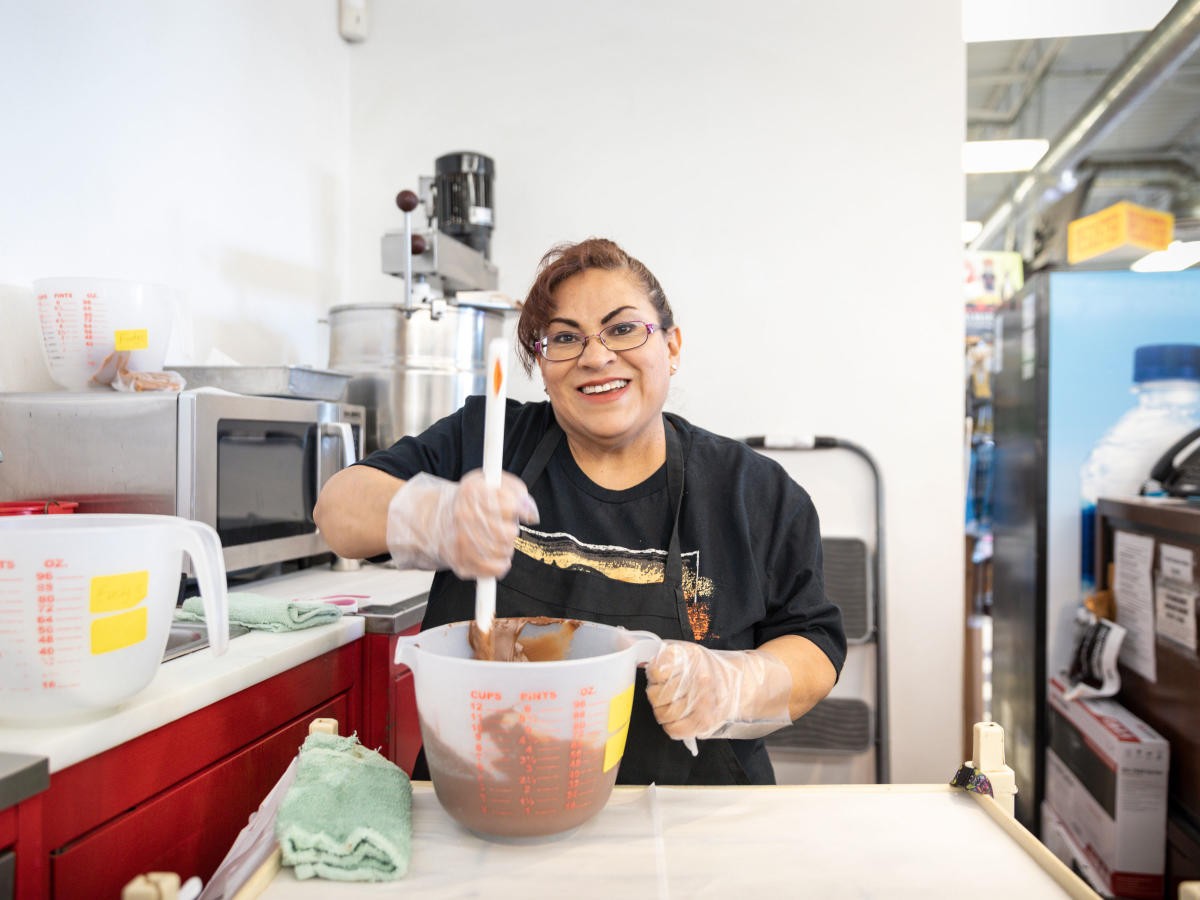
top-left (328, 153), bottom-right (518, 454)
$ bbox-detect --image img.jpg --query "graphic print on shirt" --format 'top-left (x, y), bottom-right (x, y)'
top-left (515, 527), bottom-right (715, 640)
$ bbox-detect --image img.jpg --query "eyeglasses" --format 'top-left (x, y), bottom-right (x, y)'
top-left (533, 320), bottom-right (658, 362)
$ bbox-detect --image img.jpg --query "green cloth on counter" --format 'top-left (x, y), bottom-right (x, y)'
top-left (176, 592), bottom-right (342, 632)
top-left (276, 732), bottom-right (412, 882)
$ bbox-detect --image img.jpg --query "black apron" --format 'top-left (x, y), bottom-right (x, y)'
top-left (420, 414), bottom-right (754, 785)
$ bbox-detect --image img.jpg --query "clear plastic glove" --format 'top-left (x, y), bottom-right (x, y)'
top-left (645, 641), bottom-right (793, 745)
top-left (385, 470), bottom-right (539, 579)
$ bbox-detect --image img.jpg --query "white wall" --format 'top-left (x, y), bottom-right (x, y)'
top-left (0, 0), bottom-right (350, 385)
top-left (1, 1), bottom-right (965, 783)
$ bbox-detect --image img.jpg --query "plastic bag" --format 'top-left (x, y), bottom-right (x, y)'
top-left (90, 350), bottom-right (187, 392)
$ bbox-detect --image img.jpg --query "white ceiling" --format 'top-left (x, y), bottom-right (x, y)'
top-left (963, 0), bottom-right (1174, 43)
top-left (965, 5), bottom-right (1200, 251)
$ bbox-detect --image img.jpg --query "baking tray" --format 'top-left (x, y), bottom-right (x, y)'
top-left (171, 366), bottom-right (352, 401)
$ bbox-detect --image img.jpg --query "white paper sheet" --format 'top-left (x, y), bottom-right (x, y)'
top-left (1114, 530), bottom-right (1157, 682)
top-left (1155, 581), bottom-right (1198, 651)
top-left (1159, 543), bottom-right (1195, 583)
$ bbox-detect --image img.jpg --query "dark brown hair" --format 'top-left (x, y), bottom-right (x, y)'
top-left (516, 237), bottom-right (675, 376)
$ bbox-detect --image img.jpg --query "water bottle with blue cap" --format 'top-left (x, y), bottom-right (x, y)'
top-left (1079, 344), bottom-right (1200, 602)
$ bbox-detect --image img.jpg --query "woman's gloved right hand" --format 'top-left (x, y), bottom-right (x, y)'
top-left (385, 471), bottom-right (540, 579)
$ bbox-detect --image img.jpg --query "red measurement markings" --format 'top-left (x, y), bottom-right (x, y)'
top-left (83, 293), bottom-right (95, 348)
top-left (470, 698), bottom-right (491, 813)
top-left (54, 296), bottom-right (69, 345)
top-left (35, 561), bottom-right (60, 677)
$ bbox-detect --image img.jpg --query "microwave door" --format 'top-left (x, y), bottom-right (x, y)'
top-left (187, 394), bottom-right (333, 573)
top-left (217, 427), bottom-right (315, 546)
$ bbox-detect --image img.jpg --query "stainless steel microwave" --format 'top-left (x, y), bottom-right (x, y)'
top-left (0, 390), bottom-right (363, 572)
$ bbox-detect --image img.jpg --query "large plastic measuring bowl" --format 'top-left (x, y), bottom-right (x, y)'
top-left (33, 277), bottom-right (175, 390)
top-left (396, 620), bottom-right (661, 839)
top-left (0, 515), bottom-right (230, 723)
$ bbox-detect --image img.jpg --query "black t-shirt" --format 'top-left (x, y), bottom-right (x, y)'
top-left (359, 398), bottom-right (846, 673)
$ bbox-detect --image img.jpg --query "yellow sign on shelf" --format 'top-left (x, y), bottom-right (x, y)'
top-left (1067, 201), bottom-right (1173, 265)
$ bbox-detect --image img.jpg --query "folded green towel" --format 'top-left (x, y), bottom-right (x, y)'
top-left (177, 592), bottom-right (342, 632)
top-left (276, 732), bottom-right (413, 881)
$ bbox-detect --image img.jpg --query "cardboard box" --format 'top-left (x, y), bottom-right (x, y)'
top-left (1044, 677), bottom-right (1168, 899)
top-left (1066, 201), bottom-right (1173, 265)
top-left (1041, 802), bottom-right (1109, 896)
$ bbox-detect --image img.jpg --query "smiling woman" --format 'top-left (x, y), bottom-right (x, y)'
top-left (313, 237), bottom-right (847, 788)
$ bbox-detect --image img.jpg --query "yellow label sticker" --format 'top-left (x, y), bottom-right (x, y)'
top-left (602, 684), bottom-right (636, 772)
top-left (91, 608), bottom-right (148, 655)
top-left (90, 570), bottom-right (149, 612)
top-left (608, 683), bottom-right (635, 731)
top-left (114, 328), bottom-right (150, 351)
top-left (604, 722), bottom-right (630, 772)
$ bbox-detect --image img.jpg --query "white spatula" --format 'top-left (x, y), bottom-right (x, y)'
top-left (476, 337), bottom-right (508, 637)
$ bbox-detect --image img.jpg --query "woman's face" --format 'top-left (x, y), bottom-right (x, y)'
top-left (537, 267), bottom-right (681, 456)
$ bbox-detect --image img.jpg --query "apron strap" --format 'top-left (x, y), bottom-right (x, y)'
top-left (519, 422), bottom-right (563, 486)
top-left (662, 420), bottom-right (688, 635)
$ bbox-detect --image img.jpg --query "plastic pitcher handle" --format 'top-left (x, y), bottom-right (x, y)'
top-left (621, 629), bottom-right (663, 665)
top-left (394, 633), bottom-right (420, 669)
top-left (177, 520), bottom-right (230, 655)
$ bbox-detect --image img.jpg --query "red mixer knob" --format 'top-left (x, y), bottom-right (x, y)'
top-left (411, 234), bottom-right (428, 255)
top-left (396, 190), bottom-right (420, 212)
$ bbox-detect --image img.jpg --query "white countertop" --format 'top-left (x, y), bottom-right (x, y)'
top-left (251, 784), bottom-right (1097, 899)
top-left (0, 562), bottom-right (433, 774)
top-left (250, 561), bottom-right (434, 611)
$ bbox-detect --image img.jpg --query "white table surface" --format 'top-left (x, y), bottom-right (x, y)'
top-left (252, 783), bottom-right (1099, 899)
top-left (0, 563), bottom-right (432, 773)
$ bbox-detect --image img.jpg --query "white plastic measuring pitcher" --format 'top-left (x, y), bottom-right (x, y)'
top-left (33, 277), bottom-right (175, 390)
top-left (395, 620), bottom-right (661, 839)
top-left (0, 515), bottom-right (230, 723)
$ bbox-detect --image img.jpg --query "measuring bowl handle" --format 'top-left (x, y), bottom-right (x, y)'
top-left (177, 520), bottom-right (230, 655)
top-left (621, 629), bottom-right (663, 665)
top-left (394, 633), bottom-right (421, 670)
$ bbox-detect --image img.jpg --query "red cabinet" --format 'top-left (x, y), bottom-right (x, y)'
top-left (2, 806), bottom-right (15, 900)
top-left (359, 614), bottom-right (424, 775)
top-left (15, 641), bottom-right (362, 900)
top-left (0, 755), bottom-right (47, 900)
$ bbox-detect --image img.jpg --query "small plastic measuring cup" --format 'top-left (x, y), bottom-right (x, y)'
top-left (396, 620), bottom-right (660, 839)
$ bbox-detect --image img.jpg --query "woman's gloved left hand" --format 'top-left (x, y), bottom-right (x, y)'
top-left (645, 641), bottom-right (794, 743)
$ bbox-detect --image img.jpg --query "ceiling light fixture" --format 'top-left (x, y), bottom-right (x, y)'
top-left (963, 139), bottom-right (1050, 174)
top-left (962, 221), bottom-right (984, 243)
top-left (1131, 241), bottom-right (1200, 273)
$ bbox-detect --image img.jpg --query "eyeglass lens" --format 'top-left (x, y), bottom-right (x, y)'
top-left (541, 321), bottom-right (652, 360)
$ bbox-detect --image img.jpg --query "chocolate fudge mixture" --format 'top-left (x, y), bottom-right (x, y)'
top-left (468, 616), bottom-right (581, 662)
top-left (424, 707), bottom-right (617, 839)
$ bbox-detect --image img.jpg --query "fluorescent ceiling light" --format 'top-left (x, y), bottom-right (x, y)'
top-left (963, 0), bottom-right (1173, 43)
top-left (963, 139), bottom-right (1049, 174)
top-left (1131, 241), bottom-right (1200, 273)
top-left (962, 221), bottom-right (983, 243)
